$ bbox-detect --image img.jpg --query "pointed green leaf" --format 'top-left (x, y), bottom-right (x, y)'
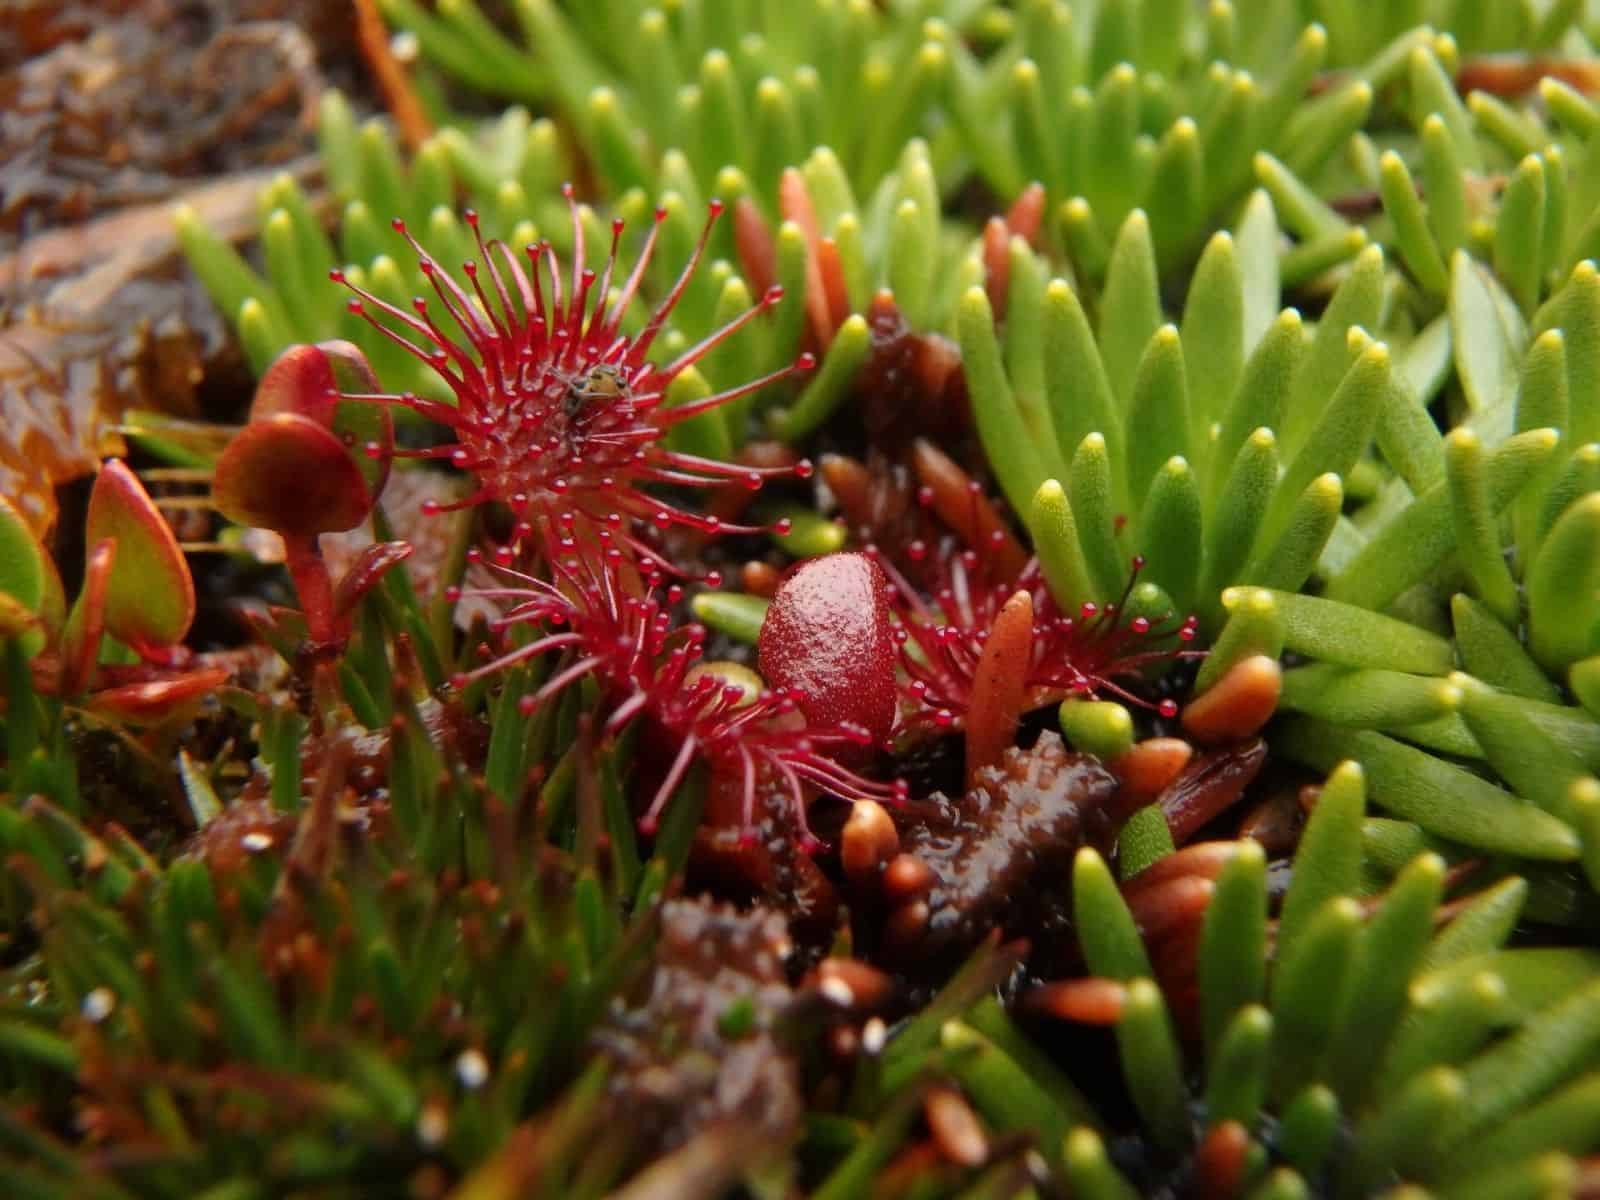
top-left (1070, 433), bottom-right (1126, 601)
top-left (1527, 493), bottom-right (1600, 672)
top-left (1452, 250), bottom-right (1528, 415)
top-left (1116, 979), bottom-right (1190, 1154)
top-left (1211, 309), bottom-right (1305, 505)
top-left (1378, 966), bottom-right (1508, 1100)
top-left (1136, 456), bottom-right (1202, 613)
top-left (1199, 840), bottom-right (1268, 1057)
top-left (1328, 853), bottom-right (1447, 1103)
top-left (958, 289), bottom-right (1048, 517)
top-left (1043, 280), bottom-right (1120, 501)
top-left (1279, 664), bottom-right (1460, 729)
top-left (1326, 427), bottom-right (1559, 612)
top-left (1073, 847), bottom-right (1152, 981)
top-left (1276, 720), bottom-right (1581, 861)
top-left (1205, 1003), bottom-right (1272, 1125)
top-left (1278, 761), bottom-right (1365, 961)
top-left (1282, 248), bottom-right (1385, 456)
top-left (1271, 898), bottom-right (1363, 1100)
top-left (1455, 673), bottom-right (1589, 820)
top-left (1032, 480), bottom-right (1096, 616)
top-left (1440, 980), bottom-right (1600, 1150)
top-left (1098, 211), bottom-right (1163, 407)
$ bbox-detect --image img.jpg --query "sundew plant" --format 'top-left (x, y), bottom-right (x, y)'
top-left (5, 0), bottom-right (1600, 1196)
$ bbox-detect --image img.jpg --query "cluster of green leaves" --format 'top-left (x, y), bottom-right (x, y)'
top-left (1022, 763), bottom-right (1600, 1197)
top-left (0, 519), bottom-right (733, 1196)
top-left (962, 192), bottom-right (1600, 900)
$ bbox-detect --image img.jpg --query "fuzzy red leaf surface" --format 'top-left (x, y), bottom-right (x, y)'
top-left (757, 552), bottom-right (897, 747)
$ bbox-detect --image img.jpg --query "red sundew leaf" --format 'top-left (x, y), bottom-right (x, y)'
top-left (322, 340), bottom-right (392, 501)
top-left (251, 342), bottom-right (340, 427)
top-left (250, 341), bottom-right (392, 500)
top-left (964, 588), bottom-right (1035, 789)
top-left (332, 539), bottom-right (414, 617)
top-left (87, 665), bottom-right (231, 725)
top-left (85, 458), bottom-right (196, 653)
top-left (214, 412), bottom-right (373, 537)
top-left (757, 551), bottom-right (897, 746)
top-left (908, 438), bottom-right (1028, 579)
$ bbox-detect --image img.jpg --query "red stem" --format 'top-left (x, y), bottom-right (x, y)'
top-left (282, 533), bottom-right (338, 646)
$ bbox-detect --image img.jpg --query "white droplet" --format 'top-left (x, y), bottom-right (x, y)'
top-left (241, 831), bottom-right (274, 852)
top-left (818, 976), bottom-right (855, 1007)
top-left (390, 31), bottom-right (420, 63)
top-left (455, 1049), bottom-right (489, 1090)
top-left (81, 988), bottom-right (115, 1023)
top-left (862, 1016), bottom-right (888, 1055)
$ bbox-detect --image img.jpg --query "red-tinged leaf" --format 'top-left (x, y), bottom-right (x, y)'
top-left (1122, 841), bottom-right (1240, 896)
top-left (87, 666), bottom-right (231, 725)
top-left (1124, 873), bottom-right (1214, 942)
top-left (1161, 738), bottom-right (1269, 842)
top-left (0, 592), bottom-right (41, 642)
top-left (965, 589), bottom-right (1035, 788)
top-left (60, 538), bottom-right (115, 696)
top-left (1005, 184), bottom-right (1047, 246)
top-left (733, 197), bottom-right (776, 297)
top-left (777, 166), bottom-right (822, 244)
top-left (1181, 655), bottom-right (1281, 743)
top-left (909, 438), bottom-right (1029, 580)
top-left (778, 168), bottom-right (834, 351)
top-left (251, 342), bottom-right (341, 426)
top-left (333, 539), bottom-right (414, 617)
top-left (815, 236), bottom-right (851, 338)
top-left (757, 551), bottom-right (897, 745)
top-left (1111, 737), bottom-right (1195, 800)
top-left (235, 605), bottom-right (303, 664)
top-left (251, 342), bottom-right (392, 499)
top-left (982, 216), bottom-right (1011, 318)
top-left (214, 412), bottom-right (373, 537)
top-left (86, 458), bottom-right (195, 652)
top-left (1192, 1121), bottom-right (1251, 1200)
top-left (1023, 978), bottom-right (1129, 1024)
top-left (321, 340), bottom-right (392, 500)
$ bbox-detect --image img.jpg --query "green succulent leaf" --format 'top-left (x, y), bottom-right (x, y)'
top-left (1279, 719), bottom-right (1582, 861)
top-left (0, 496), bottom-right (49, 630)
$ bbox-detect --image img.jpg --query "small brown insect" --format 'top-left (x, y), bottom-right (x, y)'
top-left (563, 362), bottom-right (626, 420)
